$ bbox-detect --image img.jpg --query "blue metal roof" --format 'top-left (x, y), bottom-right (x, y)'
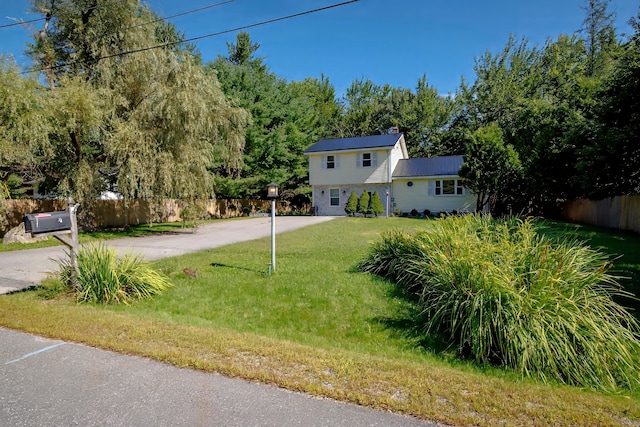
top-left (392, 155), bottom-right (464, 178)
top-left (304, 133), bottom-right (403, 154)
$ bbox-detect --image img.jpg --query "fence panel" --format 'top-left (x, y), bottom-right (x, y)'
top-left (561, 195), bottom-right (640, 234)
top-left (2, 199), bottom-right (310, 236)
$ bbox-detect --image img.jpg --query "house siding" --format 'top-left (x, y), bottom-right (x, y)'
top-left (392, 178), bottom-right (475, 215)
top-left (313, 185), bottom-right (391, 216)
top-left (309, 149), bottom-right (391, 186)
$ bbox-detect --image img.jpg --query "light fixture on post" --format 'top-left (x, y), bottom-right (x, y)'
top-left (385, 190), bottom-right (390, 217)
top-left (266, 182), bottom-right (279, 274)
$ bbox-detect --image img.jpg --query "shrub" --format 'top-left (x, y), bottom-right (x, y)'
top-left (357, 190), bottom-right (371, 217)
top-left (58, 243), bottom-right (172, 304)
top-left (410, 209), bottom-right (418, 217)
top-left (345, 191), bottom-right (358, 216)
top-left (370, 191), bottom-right (384, 217)
top-left (358, 215), bottom-right (640, 391)
top-left (180, 200), bottom-right (208, 231)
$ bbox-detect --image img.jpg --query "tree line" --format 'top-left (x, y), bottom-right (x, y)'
top-left (1, 0), bottom-right (638, 222)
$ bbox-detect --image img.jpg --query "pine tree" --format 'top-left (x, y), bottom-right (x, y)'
top-left (370, 191), bottom-right (384, 217)
top-left (345, 191), bottom-right (358, 216)
top-left (357, 190), bottom-right (371, 217)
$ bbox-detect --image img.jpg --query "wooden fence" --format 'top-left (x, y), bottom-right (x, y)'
top-left (561, 195), bottom-right (640, 234)
top-left (1, 198), bottom-right (310, 236)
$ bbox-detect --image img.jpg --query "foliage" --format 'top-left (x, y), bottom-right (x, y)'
top-left (357, 190), bottom-right (370, 217)
top-left (179, 199), bottom-right (209, 231)
top-left (339, 76), bottom-right (455, 157)
top-left (458, 124), bottom-right (522, 212)
top-left (57, 243), bottom-right (172, 304)
top-left (358, 215), bottom-right (640, 391)
top-left (209, 32), bottom-right (338, 198)
top-left (579, 11), bottom-right (640, 197)
top-left (15, 0), bottom-right (248, 209)
top-left (369, 191), bottom-right (384, 217)
top-left (344, 191), bottom-right (358, 216)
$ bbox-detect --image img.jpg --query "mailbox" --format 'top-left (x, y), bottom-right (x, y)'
top-left (23, 211), bottom-right (72, 234)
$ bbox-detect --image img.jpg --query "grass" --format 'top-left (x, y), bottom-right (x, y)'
top-left (0, 217), bottom-right (639, 426)
top-left (57, 243), bottom-right (173, 303)
top-left (536, 219), bottom-right (640, 315)
top-left (358, 215), bottom-right (640, 391)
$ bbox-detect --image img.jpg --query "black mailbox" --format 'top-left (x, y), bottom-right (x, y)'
top-left (23, 211), bottom-right (72, 234)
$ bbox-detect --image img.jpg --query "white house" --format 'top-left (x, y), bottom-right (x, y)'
top-left (304, 133), bottom-right (475, 216)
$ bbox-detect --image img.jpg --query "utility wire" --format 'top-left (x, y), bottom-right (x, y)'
top-left (0, 17), bottom-right (44, 29)
top-left (1, 0), bottom-right (233, 31)
top-left (26, 0), bottom-right (359, 74)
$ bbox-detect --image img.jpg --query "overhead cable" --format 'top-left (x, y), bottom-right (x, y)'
top-left (26, 0), bottom-right (359, 74)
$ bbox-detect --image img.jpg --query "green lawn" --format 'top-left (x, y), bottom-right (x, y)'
top-left (0, 216), bottom-right (638, 426)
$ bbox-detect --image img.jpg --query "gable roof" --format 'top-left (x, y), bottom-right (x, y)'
top-left (304, 133), bottom-right (404, 154)
top-left (392, 155), bottom-right (464, 178)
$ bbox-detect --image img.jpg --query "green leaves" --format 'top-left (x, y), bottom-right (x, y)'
top-left (359, 215), bottom-right (640, 391)
top-left (57, 243), bottom-right (172, 304)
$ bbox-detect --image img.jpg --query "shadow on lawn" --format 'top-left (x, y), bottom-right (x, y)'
top-left (210, 262), bottom-right (263, 274)
top-left (371, 278), bottom-right (452, 355)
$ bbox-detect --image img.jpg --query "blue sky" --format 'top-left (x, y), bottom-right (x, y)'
top-left (1, 0), bottom-right (638, 96)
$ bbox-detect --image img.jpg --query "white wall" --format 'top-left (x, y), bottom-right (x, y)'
top-left (313, 185), bottom-right (391, 216)
top-left (392, 178), bottom-right (476, 215)
top-left (309, 149), bottom-right (391, 186)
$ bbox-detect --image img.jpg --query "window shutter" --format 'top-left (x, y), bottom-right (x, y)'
top-left (427, 180), bottom-right (435, 196)
top-left (321, 156), bottom-right (327, 169)
top-left (356, 153), bottom-right (362, 168)
top-left (372, 153), bottom-right (378, 167)
top-left (334, 155), bottom-right (340, 169)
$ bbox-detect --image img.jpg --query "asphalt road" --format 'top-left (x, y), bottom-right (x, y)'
top-left (0, 216), bottom-right (336, 295)
top-left (0, 328), bottom-right (437, 427)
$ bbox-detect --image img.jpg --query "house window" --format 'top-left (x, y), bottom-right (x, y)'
top-left (431, 179), bottom-right (465, 196)
top-left (330, 189), bottom-right (340, 206)
top-left (362, 153), bottom-right (372, 167)
top-left (326, 155), bottom-right (335, 169)
top-left (358, 152), bottom-right (377, 168)
top-left (322, 155), bottom-right (339, 169)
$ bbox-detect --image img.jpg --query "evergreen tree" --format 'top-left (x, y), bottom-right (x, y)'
top-left (370, 191), bottom-right (384, 217)
top-left (345, 191), bottom-right (358, 216)
top-left (357, 190), bottom-right (371, 217)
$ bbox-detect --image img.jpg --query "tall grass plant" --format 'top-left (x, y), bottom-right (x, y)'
top-left (58, 243), bottom-right (172, 304)
top-left (359, 215), bottom-right (640, 391)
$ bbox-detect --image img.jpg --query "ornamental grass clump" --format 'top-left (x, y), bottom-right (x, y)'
top-left (58, 243), bottom-right (172, 304)
top-left (358, 215), bottom-right (640, 391)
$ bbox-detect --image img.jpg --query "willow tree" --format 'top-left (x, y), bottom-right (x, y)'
top-left (25, 0), bottom-right (248, 210)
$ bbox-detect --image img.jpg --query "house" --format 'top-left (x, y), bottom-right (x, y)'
top-left (304, 133), bottom-right (475, 216)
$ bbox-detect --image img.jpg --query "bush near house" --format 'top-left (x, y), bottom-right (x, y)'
top-left (370, 191), bottom-right (384, 217)
top-left (358, 214), bottom-right (640, 391)
top-left (357, 190), bottom-right (371, 217)
top-left (345, 191), bottom-right (358, 216)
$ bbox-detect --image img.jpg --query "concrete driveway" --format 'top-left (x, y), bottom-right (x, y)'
top-left (0, 216), bottom-right (336, 295)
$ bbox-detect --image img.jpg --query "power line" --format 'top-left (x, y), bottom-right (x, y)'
top-left (26, 0), bottom-right (359, 74)
top-left (0, 0), bottom-right (233, 31)
top-left (98, 0), bottom-right (235, 38)
top-left (0, 17), bottom-right (44, 29)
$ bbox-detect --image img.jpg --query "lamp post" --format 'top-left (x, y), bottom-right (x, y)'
top-left (266, 182), bottom-right (279, 274)
top-left (385, 190), bottom-right (390, 217)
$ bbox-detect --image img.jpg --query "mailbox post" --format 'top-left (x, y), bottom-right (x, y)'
top-left (23, 198), bottom-right (80, 285)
